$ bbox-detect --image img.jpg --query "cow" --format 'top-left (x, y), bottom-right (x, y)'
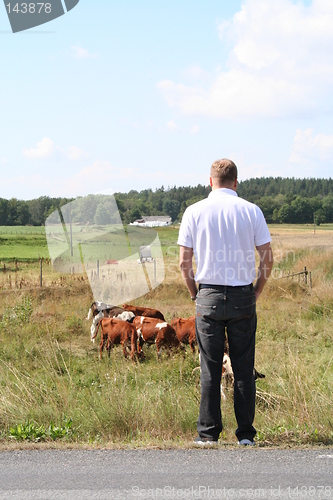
top-left (220, 354), bottom-right (265, 400)
top-left (221, 353), bottom-right (234, 401)
top-left (86, 301), bottom-right (135, 341)
top-left (170, 316), bottom-right (196, 353)
top-left (122, 304), bottom-right (165, 321)
top-left (86, 301), bottom-right (126, 320)
top-left (220, 335), bottom-right (265, 399)
top-left (132, 316), bottom-right (180, 358)
top-left (92, 317), bottom-right (138, 360)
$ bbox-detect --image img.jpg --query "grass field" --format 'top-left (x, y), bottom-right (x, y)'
top-left (0, 224), bottom-right (333, 449)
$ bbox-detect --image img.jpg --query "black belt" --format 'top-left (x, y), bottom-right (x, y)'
top-left (199, 283), bottom-right (253, 291)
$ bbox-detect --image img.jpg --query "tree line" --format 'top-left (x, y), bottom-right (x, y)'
top-left (0, 196), bottom-right (73, 227)
top-left (1, 177), bottom-right (333, 226)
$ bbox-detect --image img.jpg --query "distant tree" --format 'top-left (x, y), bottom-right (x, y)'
top-left (162, 199), bottom-right (181, 222)
top-left (257, 196), bottom-right (280, 223)
top-left (1, 178), bottom-right (332, 226)
top-left (290, 196), bottom-right (313, 223)
top-left (94, 199), bottom-right (122, 225)
top-left (16, 201), bottom-right (30, 225)
top-left (44, 205), bottom-right (58, 220)
top-left (72, 195), bottom-right (100, 224)
top-left (178, 200), bottom-right (188, 221)
top-left (278, 203), bottom-right (295, 223)
top-left (27, 198), bottom-right (45, 225)
top-left (129, 207), bottom-right (141, 222)
top-left (0, 198), bottom-right (8, 225)
top-left (7, 198), bottom-right (19, 225)
top-left (314, 209), bottom-right (325, 226)
top-left (322, 195), bottom-right (333, 222)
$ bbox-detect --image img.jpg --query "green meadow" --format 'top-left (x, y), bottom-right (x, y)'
top-left (0, 224), bottom-right (333, 448)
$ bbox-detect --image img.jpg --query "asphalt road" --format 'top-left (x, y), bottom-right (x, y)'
top-left (0, 449), bottom-right (333, 499)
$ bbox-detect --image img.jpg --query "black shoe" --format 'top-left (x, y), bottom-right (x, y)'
top-left (193, 436), bottom-right (218, 446)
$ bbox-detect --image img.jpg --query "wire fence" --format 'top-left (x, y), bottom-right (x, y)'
top-left (275, 266), bottom-right (311, 287)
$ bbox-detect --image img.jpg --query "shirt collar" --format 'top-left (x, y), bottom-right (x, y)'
top-left (208, 188), bottom-right (238, 198)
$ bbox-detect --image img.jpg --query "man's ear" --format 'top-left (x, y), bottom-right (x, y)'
top-left (209, 176), bottom-right (213, 187)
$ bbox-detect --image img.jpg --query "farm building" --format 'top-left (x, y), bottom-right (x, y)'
top-left (130, 216), bottom-right (172, 227)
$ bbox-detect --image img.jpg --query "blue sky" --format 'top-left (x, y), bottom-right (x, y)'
top-left (0, 0), bottom-right (332, 200)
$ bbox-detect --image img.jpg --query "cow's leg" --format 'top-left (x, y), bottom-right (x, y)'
top-left (130, 331), bottom-right (138, 361)
top-left (137, 341), bottom-right (145, 360)
top-left (122, 342), bottom-right (129, 358)
top-left (99, 340), bottom-right (104, 359)
top-left (155, 338), bottom-right (162, 359)
top-left (137, 333), bottom-right (146, 359)
top-left (107, 340), bottom-right (113, 358)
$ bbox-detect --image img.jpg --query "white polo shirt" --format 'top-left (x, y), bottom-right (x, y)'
top-left (177, 188), bottom-right (271, 286)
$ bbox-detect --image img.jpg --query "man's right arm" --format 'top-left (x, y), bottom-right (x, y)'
top-left (179, 245), bottom-right (198, 300)
top-left (254, 242), bottom-right (273, 300)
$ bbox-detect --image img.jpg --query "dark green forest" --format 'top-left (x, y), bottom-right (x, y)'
top-left (1, 177), bottom-right (333, 226)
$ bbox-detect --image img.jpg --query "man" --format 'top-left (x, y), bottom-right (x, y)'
top-left (177, 159), bottom-right (273, 446)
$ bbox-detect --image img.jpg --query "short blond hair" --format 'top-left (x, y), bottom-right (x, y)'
top-left (211, 159), bottom-right (238, 186)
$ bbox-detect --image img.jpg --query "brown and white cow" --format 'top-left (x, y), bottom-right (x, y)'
top-left (87, 301), bottom-right (135, 341)
top-left (170, 316), bottom-right (196, 353)
top-left (133, 316), bottom-right (180, 357)
top-left (92, 317), bottom-right (138, 360)
top-left (122, 304), bottom-right (165, 321)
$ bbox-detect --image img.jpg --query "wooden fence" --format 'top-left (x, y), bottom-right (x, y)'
top-left (276, 266), bottom-right (312, 288)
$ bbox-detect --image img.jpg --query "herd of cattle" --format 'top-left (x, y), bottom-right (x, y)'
top-left (86, 301), bottom-right (264, 398)
top-left (86, 301), bottom-right (196, 360)
top-left (86, 300), bottom-right (239, 398)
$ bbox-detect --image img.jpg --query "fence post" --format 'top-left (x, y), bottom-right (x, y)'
top-left (154, 258), bottom-right (156, 285)
top-left (304, 266), bottom-right (307, 285)
top-left (40, 258), bottom-right (43, 287)
top-left (97, 260), bottom-right (100, 279)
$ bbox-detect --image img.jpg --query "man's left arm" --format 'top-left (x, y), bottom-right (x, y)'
top-left (179, 245), bottom-right (198, 300)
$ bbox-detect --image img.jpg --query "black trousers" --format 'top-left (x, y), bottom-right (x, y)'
top-left (195, 284), bottom-right (257, 442)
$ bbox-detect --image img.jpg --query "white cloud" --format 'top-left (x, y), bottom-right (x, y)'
top-left (23, 138), bottom-right (88, 161)
top-left (166, 120), bottom-right (179, 131)
top-left (182, 65), bottom-right (211, 83)
top-left (121, 119), bottom-right (154, 130)
top-left (1, 174), bottom-right (52, 200)
top-left (67, 146), bottom-right (89, 161)
top-left (190, 124), bottom-right (200, 134)
top-left (71, 45), bottom-right (97, 59)
top-left (290, 128), bottom-right (333, 162)
top-left (158, 0), bottom-right (333, 119)
top-left (23, 137), bottom-right (55, 159)
top-left (58, 161), bottom-right (137, 196)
